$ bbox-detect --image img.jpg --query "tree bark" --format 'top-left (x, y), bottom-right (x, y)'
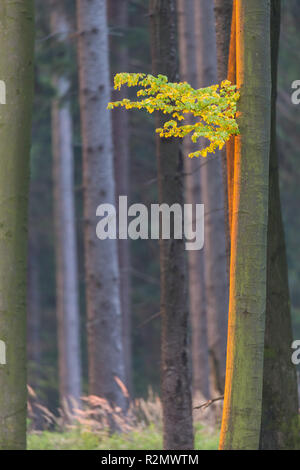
top-left (214, 0), bottom-right (233, 83)
top-left (219, 0), bottom-right (272, 450)
top-left (177, 0), bottom-right (210, 400)
top-left (260, 0), bottom-right (299, 450)
top-left (0, 0), bottom-right (35, 450)
top-left (194, 0), bottom-right (228, 396)
top-left (50, 0), bottom-right (82, 412)
top-left (149, 0), bottom-right (194, 450)
top-left (214, 0), bottom-right (233, 270)
top-left (108, 0), bottom-right (132, 397)
top-left (76, 0), bottom-right (126, 409)
top-left (226, 1), bottom-right (236, 237)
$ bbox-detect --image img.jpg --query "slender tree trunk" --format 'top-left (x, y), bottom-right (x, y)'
top-left (194, 0), bottom-right (228, 396)
top-left (214, 0), bottom-right (233, 269)
top-left (27, 236), bottom-right (41, 387)
top-left (219, 0), bottom-right (272, 450)
top-left (226, 1), bottom-right (236, 236)
top-left (50, 0), bottom-right (82, 411)
top-left (27, 231), bottom-right (43, 429)
top-left (214, 0), bottom-right (233, 83)
top-left (76, 0), bottom-right (126, 409)
top-left (108, 0), bottom-right (132, 397)
top-left (260, 0), bottom-right (299, 449)
top-left (177, 0), bottom-right (210, 400)
top-left (0, 0), bottom-right (35, 450)
top-left (149, 0), bottom-right (194, 450)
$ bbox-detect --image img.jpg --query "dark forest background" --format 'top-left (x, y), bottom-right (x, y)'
top-left (28, 0), bottom-right (300, 412)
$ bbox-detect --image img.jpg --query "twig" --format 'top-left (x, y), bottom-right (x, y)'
top-left (194, 395), bottom-right (224, 410)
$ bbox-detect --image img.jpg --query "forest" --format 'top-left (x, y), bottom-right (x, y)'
top-left (0, 0), bottom-right (299, 452)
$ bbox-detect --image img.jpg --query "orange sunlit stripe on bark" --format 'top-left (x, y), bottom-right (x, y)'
top-left (219, 0), bottom-right (238, 450)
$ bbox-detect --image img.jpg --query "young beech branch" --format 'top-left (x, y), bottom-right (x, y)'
top-left (108, 73), bottom-right (239, 158)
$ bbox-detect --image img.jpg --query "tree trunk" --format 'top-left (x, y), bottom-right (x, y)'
top-left (149, 0), bottom-right (194, 450)
top-left (214, 0), bottom-right (233, 83)
top-left (108, 0), bottom-right (132, 397)
top-left (219, 0), bottom-right (272, 450)
top-left (50, 0), bottom-right (82, 411)
top-left (260, 0), bottom-right (299, 450)
top-left (27, 230), bottom-right (43, 429)
top-left (27, 236), bottom-right (41, 387)
top-left (194, 0), bottom-right (228, 396)
top-left (0, 0), bottom-right (35, 450)
top-left (214, 0), bottom-right (233, 270)
top-left (226, 1), bottom-right (236, 236)
top-left (177, 0), bottom-right (210, 400)
top-left (76, 0), bottom-right (126, 409)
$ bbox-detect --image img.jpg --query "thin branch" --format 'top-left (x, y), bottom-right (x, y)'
top-left (194, 395), bottom-right (224, 410)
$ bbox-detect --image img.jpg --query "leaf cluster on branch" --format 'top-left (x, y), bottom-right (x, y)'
top-left (108, 73), bottom-right (240, 158)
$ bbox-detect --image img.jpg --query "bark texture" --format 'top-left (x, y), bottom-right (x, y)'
top-left (0, 0), bottom-right (35, 450)
top-left (108, 0), bottom-right (132, 396)
top-left (150, 0), bottom-right (194, 450)
top-left (219, 0), bottom-right (272, 450)
top-left (260, 0), bottom-right (299, 450)
top-left (214, 0), bottom-right (233, 270)
top-left (226, 1), bottom-right (236, 236)
top-left (194, 0), bottom-right (228, 396)
top-left (50, 0), bottom-right (82, 410)
top-left (213, 0), bottom-right (233, 83)
top-left (76, 0), bottom-right (126, 409)
top-left (177, 0), bottom-right (210, 399)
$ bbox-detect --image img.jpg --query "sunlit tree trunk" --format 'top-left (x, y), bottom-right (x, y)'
top-left (260, 0), bottom-right (299, 450)
top-left (219, 0), bottom-right (272, 450)
top-left (0, 0), bottom-right (35, 450)
top-left (150, 0), bottom-right (194, 450)
top-left (50, 0), bottom-right (82, 411)
top-left (76, 0), bottom-right (126, 409)
top-left (194, 0), bottom-right (228, 396)
top-left (108, 0), bottom-right (132, 397)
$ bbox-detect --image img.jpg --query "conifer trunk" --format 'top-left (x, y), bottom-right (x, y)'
top-left (0, 0), bottom-right (35, 450)
top-left (194, 0), bottom-right (228, 396)
top-left (226, 1), bottom-right (236, 236)
top-left (177, 0), bottom-right (210, 400)
top-left (219, 0), bottom-right (272, 450)
top-left (150, 0), bottom-right (194, 450)
top-left (260, 0), bottom-right (299, 449)
top-left (76, 0), bottom-right (126, 409)
top-left (214, 0), bottom-right (233, 268)
top-left (108, 0), bottom-right (132, 397)
top-left (50, 0), bottom-right (82, 411)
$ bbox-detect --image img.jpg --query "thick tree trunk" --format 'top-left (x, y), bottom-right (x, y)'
top-left (219, 0), bottom-right (272, 450)
top-left (149, 0), bottom-right (194, 450)
top-left (108, 0), bottom-right (132, 397)
top-left (50, 0), bottom-right (82, 411)
top-left (0, 0), bottom-right (35, 450)
top-left (260, 0), bottom-right (299, 450)
top-left (76, 0), bottom-right (126, 409)
top-left (177, 0), bottom-right (210, 400)
top-left (194, 0), bottom-right (228, 396)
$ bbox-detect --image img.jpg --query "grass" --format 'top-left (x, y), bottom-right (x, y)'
top-left (28, 424), bottom-right (219, 450)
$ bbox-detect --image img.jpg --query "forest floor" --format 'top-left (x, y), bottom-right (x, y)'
top-left (28, 424), bottom-right (219, 450)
